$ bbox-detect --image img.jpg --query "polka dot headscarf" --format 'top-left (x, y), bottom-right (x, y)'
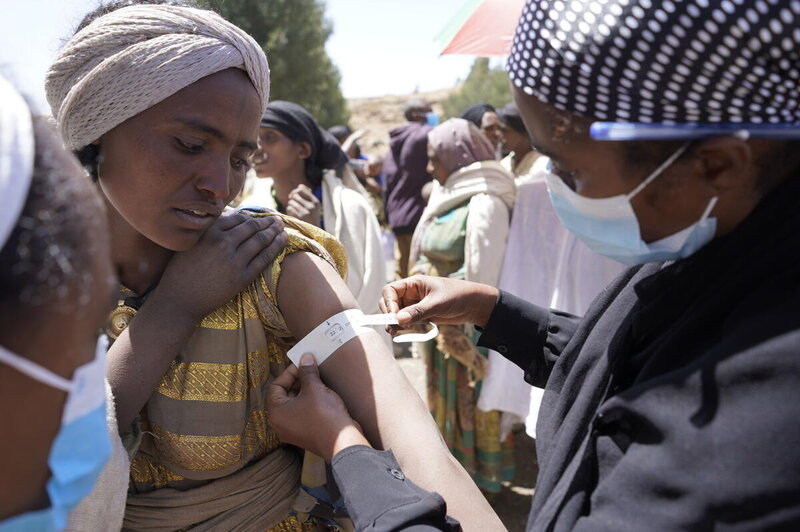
top-left (508, 0), bottom-right (800, 124)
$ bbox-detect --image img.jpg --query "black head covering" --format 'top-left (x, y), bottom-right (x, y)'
top-left (498, 102), bottom-right (528, 136)
top-left (260, 101), bottom-right (349, 187)
top-left (460, 103), bottom-right (496, 128)
top-left (328, 125), bottom-right (352, 143)
top-left (508, 0), bottom-right (800, 124)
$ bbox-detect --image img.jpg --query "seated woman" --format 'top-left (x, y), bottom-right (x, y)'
top-left (0, 77), bottom-right (121, 530)
top-left (409, 118), bottom-right (516, 493)
top-left (241, 101), bottom-right (385, 313)
top-left (45, 2), bottom-right (501, 530)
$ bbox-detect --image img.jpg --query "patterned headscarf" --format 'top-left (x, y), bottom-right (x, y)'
top-left (508, 0), bottom-right (800, 124)
top-left (46, 4), bottom-right (270, 150)
top-left (428, 118), bottom-right (497, 176)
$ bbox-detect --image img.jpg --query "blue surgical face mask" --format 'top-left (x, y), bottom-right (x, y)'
top-left (544, 143), bottom-right (718, 266)
top-left (425, 112), bottom-right (440, 126)
top-left (0, 335), bottom-right (111, 532)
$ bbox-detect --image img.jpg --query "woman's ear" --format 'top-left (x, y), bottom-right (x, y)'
top-left (693, 136), bottom-right (754, 193)
top-left (297, 141), bottom-right (312, 161)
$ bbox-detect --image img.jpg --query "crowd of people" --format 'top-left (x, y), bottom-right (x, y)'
top-left (1, 0), bottom-right (799, 531)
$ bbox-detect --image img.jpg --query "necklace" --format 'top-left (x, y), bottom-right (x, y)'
top-left (105, 284), bottom-right (156, 341)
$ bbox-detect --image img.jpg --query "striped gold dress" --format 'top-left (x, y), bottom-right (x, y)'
top-left (108, 212), bottom-right (348, 531)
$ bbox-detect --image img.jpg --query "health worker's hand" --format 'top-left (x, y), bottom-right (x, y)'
top-left (267, 354), bottom-right (369, 461)
top-left (379, 276), bottom-right (499, 332)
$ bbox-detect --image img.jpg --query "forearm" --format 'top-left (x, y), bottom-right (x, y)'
top-left (277, 253), bottom-right (503, 530)
top-left (322, 332), bottom-right (504, 531)
top-left (106, 290), bottom-right (199, 429)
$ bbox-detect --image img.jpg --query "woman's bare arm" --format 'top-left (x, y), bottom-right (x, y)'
top-left (277, 251), bottom-right (505, 531)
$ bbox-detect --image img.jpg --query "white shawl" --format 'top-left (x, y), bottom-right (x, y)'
top-left (476, 158), bottom-right (624, 437)
top-left (410, 160), bottom-right (516, 287)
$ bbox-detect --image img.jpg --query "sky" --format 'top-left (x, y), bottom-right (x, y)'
top-left (323, 0), bottom-right (477, 98)
top-left (0, 0), bottom-right (479, 112)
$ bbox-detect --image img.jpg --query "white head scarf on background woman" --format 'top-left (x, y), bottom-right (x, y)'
top-left (0, 75), bottom-right (34, 250)
top-left (46, 4), bottom-right (271, 150)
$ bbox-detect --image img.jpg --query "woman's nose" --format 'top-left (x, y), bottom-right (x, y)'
top-left (196, 159), bottom-right (232, 199)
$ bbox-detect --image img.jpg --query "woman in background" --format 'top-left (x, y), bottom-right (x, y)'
top-left (242, 101), bottom-right (385, 313)
top-left (461, 103), bottom-right (504, 157)
top-left (409, 118), bottom-right (516, 493)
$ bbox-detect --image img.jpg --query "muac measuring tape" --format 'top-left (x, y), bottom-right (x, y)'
top-left (287, 309), bottom-right (439, 366)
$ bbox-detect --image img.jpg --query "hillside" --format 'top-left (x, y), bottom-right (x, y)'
top-left (345, 86), bottom-right (459, 159)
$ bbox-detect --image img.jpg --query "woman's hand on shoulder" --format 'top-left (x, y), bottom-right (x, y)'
top-left (155, 213), bottom-right (287, 321)
top-left (380, 276), bottom-right (499, 330)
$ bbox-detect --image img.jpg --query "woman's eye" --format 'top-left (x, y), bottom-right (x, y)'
top-left (231, 157), bottom-right (251, 171)
top-left (176, 138), bottom-right (204, 152)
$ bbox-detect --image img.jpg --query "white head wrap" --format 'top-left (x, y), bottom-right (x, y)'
top-left (46, 4), bottom-right (270, 150)
top-left (0, 75), bottom-right (34, 250)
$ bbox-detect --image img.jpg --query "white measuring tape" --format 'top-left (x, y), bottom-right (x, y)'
top-left (286, 309), bottom-right (439, 366)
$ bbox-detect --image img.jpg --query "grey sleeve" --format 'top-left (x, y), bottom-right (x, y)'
top-left (331, 446), bottom-right (461, 531)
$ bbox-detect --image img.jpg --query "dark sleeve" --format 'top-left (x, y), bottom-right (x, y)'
top-left (476, 290), bottom-right (581, 388)
top-left (331, 446), bottom-right (461, 531)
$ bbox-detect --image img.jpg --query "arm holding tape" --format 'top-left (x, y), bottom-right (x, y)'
top-left (278, 251), bottom-right (503, 532)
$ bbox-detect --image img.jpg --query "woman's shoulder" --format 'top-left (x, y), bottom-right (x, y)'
top-left (204, 209), bottom-right (347, 337)
top-left (238, 207), bottom-right (346, 277)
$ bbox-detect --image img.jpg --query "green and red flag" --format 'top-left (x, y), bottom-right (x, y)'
top-left (436, 0), bottom-right (526, 57)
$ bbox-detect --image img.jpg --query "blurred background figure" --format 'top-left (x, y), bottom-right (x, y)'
top-left (242, 101), bottom-right (385, 313)
top-left (498, 102), bottom-right (540, 183)
top-left (461, 103), bottom-right (503, 158)
top-left (409, 118), bottom-right (516, 494)
top-left (383, 98), bottom-right (434, 279)
top-left (327, 124), bottom-right (367, 159)
top-left (328, 124), bottom-right (352, 146)
top-left (366, 153), bottom-right (385, 188)
top-left (341, 128), bottom-right (367, 160)
top-left (363, 153), bottom-right (386, 221)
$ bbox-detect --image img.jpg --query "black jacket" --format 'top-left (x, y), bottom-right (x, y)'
top-left (333, 175), bottom-right (800, 531)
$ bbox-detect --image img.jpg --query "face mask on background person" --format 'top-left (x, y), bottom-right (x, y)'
top-left (0, 335), bottom-right (111, 532)
top-left (425, 112), bottom-right (440, 126)
top-left (544, 143), bottom-right (718, 266)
